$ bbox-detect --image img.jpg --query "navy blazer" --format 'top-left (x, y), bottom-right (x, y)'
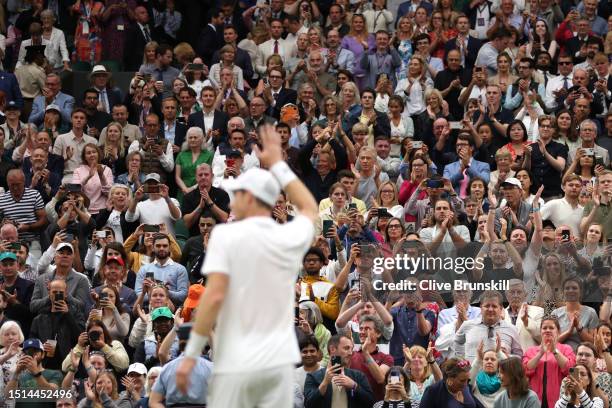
top-left (420, 379), bottom-right (485, 408)
top-left (304, 367), bottom-right (374, 408)
top-left (187, 110), bottom-right (229, 149)
top-left (265, 87), bottom-right (298, 119)
top-left (443, 159), bottom-right (491, 194)
top-left (29, 92), bottom-right (75, 126)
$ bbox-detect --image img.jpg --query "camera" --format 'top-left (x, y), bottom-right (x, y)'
top-left (143, 224), bottom-right (160, 233)
top-left (88, 331), bottom-right (101, 342)
top-left (54, 292), bottom-right (64, 302)
top-left (143, 184), bottom-right (160, 194)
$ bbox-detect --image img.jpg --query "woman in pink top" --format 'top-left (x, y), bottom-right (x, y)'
top-left (72, 143), bottom-right (114, 215)
top-left (523, 316), bottom-right (576, 408)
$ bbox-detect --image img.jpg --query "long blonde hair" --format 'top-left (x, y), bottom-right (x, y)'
top-left (103, 122), bottom-right (126, 157)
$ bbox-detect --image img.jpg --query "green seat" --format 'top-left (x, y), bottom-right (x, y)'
top-left (174, 219), bottom-right (190, 243)
top-left (71, 61), bottom-right (92, 72)
top-left (99, 60), bottom-right (122, 72)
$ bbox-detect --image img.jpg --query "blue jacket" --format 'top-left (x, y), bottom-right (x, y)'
top-left (29, 92), bottom-right (75, 125)
top-left (443, 159), bottom-right (490, 194)
top-left (0, 71), bottom-right (23, 107)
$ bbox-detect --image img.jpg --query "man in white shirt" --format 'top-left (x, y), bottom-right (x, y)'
top-left (125, 173), bottom-right (182, 236)
top-left (475, 27), bottom-right (511, 76)
top-left (52, 108), bottom-right (97, 183)
top-left (255, 19), bottom-right (296, 75)
top-left (176, 125), bottom-right (317, 407)
top-left (544, 54), bottom-right (574, 112)
top-left (212, 128), bottom-right (260, 187)
top-left (541, 173), bottom-right (584, 237)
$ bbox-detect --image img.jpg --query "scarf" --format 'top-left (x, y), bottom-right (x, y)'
top-left (476, 370), bottom-right (501, 395)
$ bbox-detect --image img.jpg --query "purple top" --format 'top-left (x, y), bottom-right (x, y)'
top-left (340, 34), bottom-right (375, 78)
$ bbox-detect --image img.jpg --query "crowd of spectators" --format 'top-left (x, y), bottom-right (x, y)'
top-left (0, 0), bottom-right (609, 407)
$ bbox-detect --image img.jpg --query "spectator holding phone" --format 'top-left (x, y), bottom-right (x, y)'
top-left (123, 223), bottom-right (181, 273)
top-left (556, 364), bottom-right (605, 408)
top-left (372, 366), bottom-right (410, 407)
top-left (30, 279), bottom-right (83, 370)
top-left (87, 285), bottom-right (130, 342)
top-left (125, 173), bottom-right (181, 237)
top-left (304, 333), bottom-right (375, 407)
top-left (127, 113), bottom-right (174, 184)
top-left (84, 228), bottom-right (114, 274)
top-left (61, 319), bottom-right (129, 375)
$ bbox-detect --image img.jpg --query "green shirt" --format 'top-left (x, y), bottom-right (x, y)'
top-left (583, 202), bottom-right (612, 239)
top-left (15, 369), bottom-right (63, 408)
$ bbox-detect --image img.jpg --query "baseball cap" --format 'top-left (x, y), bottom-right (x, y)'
top-left (23, 338), bottom-right (44, 351)
top-left (6, 100), bottom-right (20, 110)
top-left (542, 220), bottom-right (557, 230)
top-left (184, 285), bottom-right (205, 310)
top-left (501, 177), bottom-right (522, 189)
top-left (105, 255), bottom-right (124, 266)
top-left (223, 168), bottom-right (281, 207)
top-left (45, 104), bottom-right (60, 113)
top-left (56, 242), bottom-right (74, 252)
top-left (151, 306), bottom-right (174, 321)
top-left (0, 252), bottom-right (17, 262)
top-left (226, 149), bottom-right (243, 159)
top-left (144, 173), bottom-right (161, 183)
top-left (127, 363), bottom-right (147, 375)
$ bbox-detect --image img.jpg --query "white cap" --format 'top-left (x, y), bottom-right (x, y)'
top-left (144, 173), bottom-right (161, 183)
top-left (223, 168), bottom-right (280, 207)
top-left (501, 177), bottom-right (522, 189)
top-left (56, 242), bottom-right (73, 252)
top-left (127, 363), bottom-right (147, 375)
top-left (45, 104), bottom-right (60, 112)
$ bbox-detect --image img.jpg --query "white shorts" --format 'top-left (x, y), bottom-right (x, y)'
top-left (208, 364), bottom-right (294, 408)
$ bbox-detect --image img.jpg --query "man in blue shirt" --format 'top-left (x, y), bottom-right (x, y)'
top-left (149, 323), bottom-right (213, 407)
top-left (389, 278), bottom-right (436, 365)
top-left (135, 233), bottom-right (189, 305)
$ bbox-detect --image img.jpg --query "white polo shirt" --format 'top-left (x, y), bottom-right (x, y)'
top-left (540, 197), bottom-right (583, 238)
top-left (202, 215), bottom-right (314, 373)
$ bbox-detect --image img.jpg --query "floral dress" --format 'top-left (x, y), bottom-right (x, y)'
top-left (0, 349), bottom-right (19, 408)
top-left (73, 0), bottom-right (105, 64)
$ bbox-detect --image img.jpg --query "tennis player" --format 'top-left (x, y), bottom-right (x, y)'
top-left (175, 124), bottom-right (317, 407)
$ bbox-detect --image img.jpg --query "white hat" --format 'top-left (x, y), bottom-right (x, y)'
top-left (144, 173), bottom-right (161, 183)
top-left (127, 363), bottom-right (147, 375)
top-left (45, 104), bottom-right (60, 112)
top-left (501, 177), bottom-right (522, 189)
top-left (56, 242), bottom-right (73, 252)
top-left (223, 168), bottom-right (280, 207)
top-left (91, 65), bottom-right (110, 76)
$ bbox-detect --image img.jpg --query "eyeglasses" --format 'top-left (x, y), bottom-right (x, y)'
top-left (381, 189), bottom-right (394, 193)
top-left (540, 124), bottom-right (552, 128)
top-left (269, 75), bottom-right (283, 79)
top-left (388, 224), bottom-right (402, 229)
top-left (558, 61), bottom-right (573, 65)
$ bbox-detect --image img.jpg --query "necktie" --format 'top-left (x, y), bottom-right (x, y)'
top-left (143, 25), bottom-right (151, 42)
top-left (101, 89), bottom-right (109, 113)
top-left (562, 76), bottom-right (569, 89)
top-left (273, 40), bottom-right (279, 55)
top-left (273, 92), bottom-right (279, 101)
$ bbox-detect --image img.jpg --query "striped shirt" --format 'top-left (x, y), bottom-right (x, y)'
top-left (0, 188), bottom-right (44, 242)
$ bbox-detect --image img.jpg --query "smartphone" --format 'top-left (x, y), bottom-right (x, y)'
top-left (146, 272), bottom-right (155, 280)
top-left (143, 74), bottom-right (152, 82)
top-left (64, 233), bottom-right (74, 243)
top-left (569, 367), bottom-right (579, 380)
top-left (389, 367), bottom-right (401, 384)
top-left (143, 224), bottom-right (161, 233)
top-left (377, 208), bottom-right (390, 218)
top-left (595, 156), bottom-right (605, 167)
top-left (584, 148), bottom-right (595, 156)
top-left (66, 183), bottom-right (82, 193)
top-left (96, 231), bottom-right (107, 239)
top-left (475, 66), bottom-right (483, 72)
top-left (449, 121), bottom-right (462, 130)
top-left (426, 179), bottom-right (443, 189)
top-left (405, 222), bottom-right (416, 233)
top-left (54, 292), bottom-right (64, 302)
top-left (412, 140), bottom-right (423, 149)
top-left (331, 355), bottom-right (342, 370)
top-left (294, 306), bottom-right (300, 325)
top-left (143, 184), bottom-right (160, 194)
top-left (348, 203), bottom-right (357, 210)
top-left (226, 159), bottom-right (236, 168)
top-left (561, 229), bottom-right (571, 241)
top-left (187, 63), bottom-right (204, 71)
top-left (99, 292), bottom-right (108, 302)
top-left (322, 220), bottom-right (334, 236)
